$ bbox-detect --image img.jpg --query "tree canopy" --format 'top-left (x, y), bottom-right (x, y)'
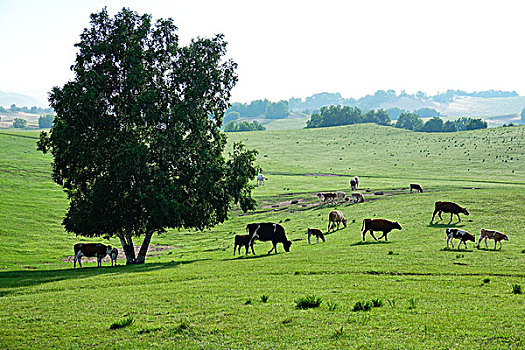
top-left (37, 8), bottom-right (258, 264)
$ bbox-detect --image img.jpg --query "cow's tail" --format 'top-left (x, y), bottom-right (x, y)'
top-left (361, 219), bottom-right (365, 232)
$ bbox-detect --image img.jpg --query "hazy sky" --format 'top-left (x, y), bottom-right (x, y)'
top-left (1, 0), bottom-right (525, 106)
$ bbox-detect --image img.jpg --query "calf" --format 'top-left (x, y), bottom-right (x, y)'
top-left (478, 228), bottom-right (509, 250)
top-left (246, 223), bottom-right (291, 254)
top-left (431, 201), bottom-right (469, 223)
top-left (234, 233), bottom-right (258, 256)
top-left (307, 228), bottom-right (326, 244)
top-left (73, 243), bottom-right (112, 268)
top-left (361, 219), bottom-right (402, 241)
top-left (445, 228), bottom-right (475, 249)
top-left (110, 248), bottom-right (118, 266)
top-left (336, 191), bottom-right (346, 202)
top-left (257, 173), bottom-right (265, 186)
top-left (318, 192), bottom-right (337, 203)
top-left (352, 192), bottom-right (364, 203)
top-left (328, 210), bottom-right (347, 233)
top-left (350, 178), bottom-right (357, 191)
top-left (410, 183), bottom-right (423, 193)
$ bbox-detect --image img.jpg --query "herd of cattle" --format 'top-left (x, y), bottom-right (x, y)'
top-left (232, 177), bottom-right (509, 257)
top-left (71, 176), bottom-right (509, 268)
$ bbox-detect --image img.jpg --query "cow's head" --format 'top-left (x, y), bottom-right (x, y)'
top-left (283, 240), bottom-right (292, 252)
top-left (466, 234), bottom-right (476, 242)
top-left (342, 218), bottom-right (348, 228)
top-left (503, 234), bottom-right (509, 241)
top-left (462, 207), bottom-right (470, 216)
top-left (106, 245), bottom-right (113, 255)
top-left (394, 222), bottom-right (402, 230)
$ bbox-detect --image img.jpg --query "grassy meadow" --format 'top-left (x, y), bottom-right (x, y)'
top-left (0, 124), bottom-right (524, 349)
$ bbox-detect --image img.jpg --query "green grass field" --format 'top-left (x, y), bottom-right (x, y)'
top-left (1, 125), bottom-right (524, 349)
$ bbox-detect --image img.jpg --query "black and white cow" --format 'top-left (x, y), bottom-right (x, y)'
top-left (246, 223), bottom-right (292, 254)
top-left (445, 228), bottom-right (475, 249)
top-left (73, 243), bottom-right (112, 268)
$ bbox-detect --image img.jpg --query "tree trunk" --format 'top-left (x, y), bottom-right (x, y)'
top-left (118, 233), bottom-right (136, 265)
top-left (135, 230), bottom-right (154, 264)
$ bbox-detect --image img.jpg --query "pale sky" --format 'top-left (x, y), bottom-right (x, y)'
top-left (1, 0), bottom-right (525, 106)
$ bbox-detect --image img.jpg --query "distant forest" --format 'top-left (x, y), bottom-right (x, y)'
top-left (306, 106), bottom-right (488, 132)
top-left (0, 104), bottom-right (54, 114)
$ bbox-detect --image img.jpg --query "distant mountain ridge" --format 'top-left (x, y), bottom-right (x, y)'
top-left (0, 91), bottom-right (41, 108)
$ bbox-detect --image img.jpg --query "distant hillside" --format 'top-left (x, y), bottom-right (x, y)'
top-left (0, 91), bottom-right (40, 108)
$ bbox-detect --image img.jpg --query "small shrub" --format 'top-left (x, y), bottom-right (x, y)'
top-left (327, 301), bottom-right (338, 311)
top-left (260, 294), bottom-right (269, 303)
top-left (483, 278), bottom-right (490, 284)
top-left (511, 284), bottom-right (522, 294)
top-left (295, 295), bottom-right (323, 309)
top-left (281, 317), bottom-right (292, 324)
top-left (353, 301), bottom-right (372, 312)
top-left (331, 326), bottom-right (345, 339)
top-left (244, 299), bottom-right (252, 305)
top-left (388, 251), bottom-right (394, 255)
top-left (387, 298), bottom-right (396, 308)
top-left (371, 298), bottom-right (384, 308)
top-left (109, 316), bottom-right (134, 330)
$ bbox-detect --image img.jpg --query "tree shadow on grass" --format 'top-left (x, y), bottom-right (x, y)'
top-left (0, 258), bottom-right (208, 292)
top-left (349, 240), bottom-right (393, 246)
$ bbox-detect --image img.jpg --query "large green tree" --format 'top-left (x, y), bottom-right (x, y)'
top-left (37, 8), bottom-right (258, 264)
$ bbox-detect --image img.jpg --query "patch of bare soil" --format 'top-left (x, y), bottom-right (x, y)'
top-left (304, 173), bottom-right (345, 177)
top-left (61, 244), bottom-right (172, 264)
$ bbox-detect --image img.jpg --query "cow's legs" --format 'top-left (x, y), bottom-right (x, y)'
top-left (308, 233), bottom-right (311, 245)
top-left (369, 231), bottom-right (378, 241)
top-left (431, 210), bottom-right (438, 222)
top-left (316, 235), bottom-right (319, 243)
top-left (233, 244), bottom-right (236, 256)
top-left (448, 213), bottom-right (453, 224)
top-left (456, 213), bottom-right (461, 222)
top-left (74, 251), bottom-right (83, 268)
top-left (362, 229), bottom-right (367, 241)
top-left (268, 242), bottom-right (277, 254)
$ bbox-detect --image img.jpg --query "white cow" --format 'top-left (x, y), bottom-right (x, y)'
top-left (257, 173), bottom-right (265, 185)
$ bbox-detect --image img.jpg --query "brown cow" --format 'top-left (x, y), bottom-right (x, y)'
top-left (361, 219), bottom-right (402, 241)
top-left (477, 229), bottom-right (509, 250)
top-left (73, 243), bottom-right (112, 268)
top-left (110, 248), bottom-right (118, 266)
top-left (328, 210), bottom-right (347, 233)
top-left (431, 201), bottom-right (469, 223)
top-left (318, 192), bottom-right (337, 203)
top-left (352, 192), bottom-right (364, 203)
top-left (307, 228), bottom-right (326, 244)
top-left (234, 233), bottom-right (258, 256)
top-left (410, 183), bottom-right (423, 193)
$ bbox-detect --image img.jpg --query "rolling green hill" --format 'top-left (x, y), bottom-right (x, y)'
top-left (1, 125), bottom-right (524, 349)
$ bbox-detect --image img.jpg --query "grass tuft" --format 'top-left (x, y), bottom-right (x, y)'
top-left (260, 294), bottom-right (269, 303)
top-left (327, 301), bottom-right (338, 311)
top-left (109, 317), bottom-right (134, 330)
top-left (331, 326), bottom-right (345, 339)
top-left (353, 301), bottom-right (372, 312)
top-left (408, 298), bottom-right (417, 310)
top-left (295, 295), bottom-right (323, 309)
top-left (511, 284), bottom-right (522, 294)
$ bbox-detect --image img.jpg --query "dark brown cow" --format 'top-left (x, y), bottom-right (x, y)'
top-left (73, 243), bottom-right (112, 268)
top-left (361, 219), bottom-right (402, 241)
top-left (410, 183), bottom-right (423, 193)
top-left (431, 201), bottom-right (469, 223)
top-left (307, 228), bottom-right (325, 244)
top-left (110, 248), bottom-right (118, 266)
top-left (234, 234), bottom-right (258, 256)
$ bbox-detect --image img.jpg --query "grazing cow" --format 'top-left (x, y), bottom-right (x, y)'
top-left (73, 243), bottom-right (112, 268)
top-left (361, 219), bottom-right (402, 241)
top-left (352, 192), bottom-right (365, 203)
top-left (110, 248), bottom-right (118, 266)
top-left (246, 223), bottom-right (291, 254)
top-left (410, 183), bottom-right (423, 193)
top-left (234, 233), bottom-right (258, 256)
top-left (350, 178), bottom-right (357, 191)
top-left (354, 176), bottom-right (359, 189)
top-left (336, 191), bottom-right (346, 202)
top-left (257, 173), bottom-right (265, 186)
top-left (431, 201), bottom-right (469, 223)
top-left (318, 192), bottom-right (337, 203)
top-left (445, 228), bottom-right (475, 249)
top-left (478, 229), bottom-right (509, 250)
top-left (307, 228), bottom-right (326, 244)
top-left (328, 210), bottom-right (347, 233)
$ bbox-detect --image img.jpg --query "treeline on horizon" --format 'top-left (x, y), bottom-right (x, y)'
top-left (0, 104), bottom-right (54, 115)
top-left (306, 105), bottom-right (488, 132)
